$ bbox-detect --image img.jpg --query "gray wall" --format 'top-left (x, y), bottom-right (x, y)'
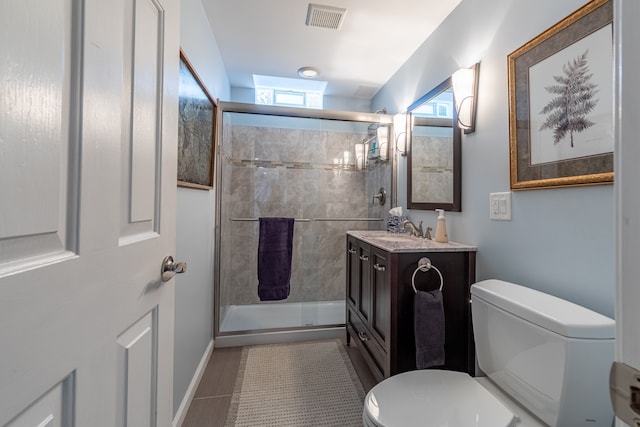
top-left (373, 0), bottom-right (615, 317)
top-left (174, 0), bottom-right (231, 417)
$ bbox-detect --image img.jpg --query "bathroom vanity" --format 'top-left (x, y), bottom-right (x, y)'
top-left (345, 230), bottom-right (477, 382)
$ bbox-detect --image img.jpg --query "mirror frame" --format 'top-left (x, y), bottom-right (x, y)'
top-left (406, 76), bottom-right (462, 212)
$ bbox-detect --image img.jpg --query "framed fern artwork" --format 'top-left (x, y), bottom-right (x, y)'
top-left (508, 0), bottom-right (613, 190)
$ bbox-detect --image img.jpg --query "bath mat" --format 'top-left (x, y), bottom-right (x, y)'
top-left (225, 340), bottom-right (365, 427)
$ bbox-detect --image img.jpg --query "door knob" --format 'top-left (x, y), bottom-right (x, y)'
top-left (161, 256), bottom-right (187, 282)
top-left (610, 361), bottom-right (640, 425)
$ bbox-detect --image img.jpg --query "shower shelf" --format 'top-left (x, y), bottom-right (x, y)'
top-left (314, 218), bottom-right (382, 222)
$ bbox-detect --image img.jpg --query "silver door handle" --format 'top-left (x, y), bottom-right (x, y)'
top-left (161, 256), bottom-right (187, 282)
top-left (610, 361), bottom-right (640, 425)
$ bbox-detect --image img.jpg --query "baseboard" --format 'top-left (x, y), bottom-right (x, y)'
top-left (173, 339), bottom-right (214, 427)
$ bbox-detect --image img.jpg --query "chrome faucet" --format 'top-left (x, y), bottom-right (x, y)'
top-left (424, 226), bottom-right (433, 240)
top-left (402, 220), bottom-right (424, 238)
top-left (402, 220), bottom-right (432, 239)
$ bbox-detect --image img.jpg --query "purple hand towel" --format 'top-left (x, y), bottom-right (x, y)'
top-left (414, 289), bottom-right (445, 369)
top-left (257, 217), bottom-right (295, 301)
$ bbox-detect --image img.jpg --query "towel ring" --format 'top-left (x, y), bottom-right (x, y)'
top-left (411, 257), bottom-right (443, 293)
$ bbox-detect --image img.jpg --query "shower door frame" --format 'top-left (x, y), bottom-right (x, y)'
top-left (212, 102), bottom-right (397, 343)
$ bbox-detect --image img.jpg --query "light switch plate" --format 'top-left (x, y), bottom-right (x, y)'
top-left (490, 192), bottom-right (512, 220)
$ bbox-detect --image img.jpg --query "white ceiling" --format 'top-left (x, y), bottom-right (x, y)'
top-left (202, 0), bottom-right (462, 99)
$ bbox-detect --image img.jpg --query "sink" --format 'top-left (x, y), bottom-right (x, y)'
top-left (348, 231), bottom-right (477, 253)
top-left (374, 235), bottom-right (417, 242)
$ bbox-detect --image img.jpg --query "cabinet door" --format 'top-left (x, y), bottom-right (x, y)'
top-left (346, 237), bottom-right (360, 309)
top-left (370, 247), bottom-right (390, 346)
top-left (358, 243), bottom-right (371, 321)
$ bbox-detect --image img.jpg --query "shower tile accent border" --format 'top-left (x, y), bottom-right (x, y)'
top-left (416, 166), bottom-right (454, 173)
top-left (223, 151), bottom-right (368, 172)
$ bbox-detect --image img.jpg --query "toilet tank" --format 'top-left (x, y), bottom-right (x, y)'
top-left (470, 279), bottom-right (615, 427)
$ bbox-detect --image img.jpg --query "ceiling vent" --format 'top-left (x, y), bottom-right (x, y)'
top-left (305, 4), bottom-right (347, 30)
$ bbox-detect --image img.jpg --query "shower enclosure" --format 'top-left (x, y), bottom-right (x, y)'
top-left (214, 102), bottom-right (394, 346)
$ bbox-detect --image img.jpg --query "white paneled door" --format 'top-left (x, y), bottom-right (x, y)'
top-left (0, 0), bottom-right (179, 425)
top-left (612, 0), bottom-right (640, 426)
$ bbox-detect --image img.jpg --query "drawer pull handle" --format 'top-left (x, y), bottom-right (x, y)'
top-left (373, 263), bottom-right (386, 272)
top-left (358, 331), bottom-right (369, 342)
top-left (359, 255), bottom-right (369, 261)
top-left (348, 248), bottom-right (356, 254)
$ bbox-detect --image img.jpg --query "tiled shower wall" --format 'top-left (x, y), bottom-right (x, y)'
top-left (218, 112), bottom-right (390, 320)
top-left (411, 133), bottom-right (454, 203)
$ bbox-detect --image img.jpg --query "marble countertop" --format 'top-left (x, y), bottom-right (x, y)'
top-left (347, 230), bottom-right (477, 253)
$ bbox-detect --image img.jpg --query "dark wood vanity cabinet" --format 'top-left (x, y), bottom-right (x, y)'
top-left (346, 238), bottom-right (390, 379)
top-left (345, 234), bottom-right (476, 382)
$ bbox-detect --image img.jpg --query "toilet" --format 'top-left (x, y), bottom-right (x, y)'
top-left (362, 279), bottom-right (615, 426)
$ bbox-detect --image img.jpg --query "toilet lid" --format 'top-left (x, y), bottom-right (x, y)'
top-left (363, 370), bottom-right (516, 427)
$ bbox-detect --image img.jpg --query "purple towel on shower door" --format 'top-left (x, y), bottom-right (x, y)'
top-left (414, 289), bottom-right (445, 369)
top-left (257, 217), bottom-right (295, 301)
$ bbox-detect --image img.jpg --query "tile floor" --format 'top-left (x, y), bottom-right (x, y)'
top-left (181, 337), bottom-right (376, 427)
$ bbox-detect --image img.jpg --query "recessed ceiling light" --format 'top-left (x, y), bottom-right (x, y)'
top-left (298, 67), bottom-right (319, 78)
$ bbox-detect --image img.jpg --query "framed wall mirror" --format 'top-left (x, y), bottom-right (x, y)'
top-left (407, 76), bottom-right (461, 211)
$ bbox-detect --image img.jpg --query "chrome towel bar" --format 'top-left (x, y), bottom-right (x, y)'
top-left (229, 217), bottom-right (382, 222)
top-left (313, 217), bottom-right (383, 222)
top-left (230, 217), bottom-right (312, 222)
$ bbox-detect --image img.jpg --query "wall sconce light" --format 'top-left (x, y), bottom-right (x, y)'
top-left (376, 125), bottom-right (389, 161)
top-left (393, 113), bottom-right (408, 156)
top-left (452, 62), bottom-right (480, 134)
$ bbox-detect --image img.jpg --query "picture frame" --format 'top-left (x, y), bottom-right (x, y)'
top-left (508, 0), bottom-right (613, 190)
top-left (177, 49), bottom-right (216, 190)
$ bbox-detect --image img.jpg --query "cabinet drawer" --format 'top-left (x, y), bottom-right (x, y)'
top-left (348, 309), bottom-right (386, 378)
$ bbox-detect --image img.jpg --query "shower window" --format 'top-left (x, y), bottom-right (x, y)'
top-left (255, 87), bottom-right (323, 109)
top-left (273, 91), bottom-right (305, 107)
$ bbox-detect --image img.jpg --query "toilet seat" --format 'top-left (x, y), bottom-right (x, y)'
top-left (363, 370), bottom-right (517, 427)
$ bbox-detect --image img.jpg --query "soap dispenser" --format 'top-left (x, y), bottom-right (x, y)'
top-left (434, 209), bottom-right (448, 243)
